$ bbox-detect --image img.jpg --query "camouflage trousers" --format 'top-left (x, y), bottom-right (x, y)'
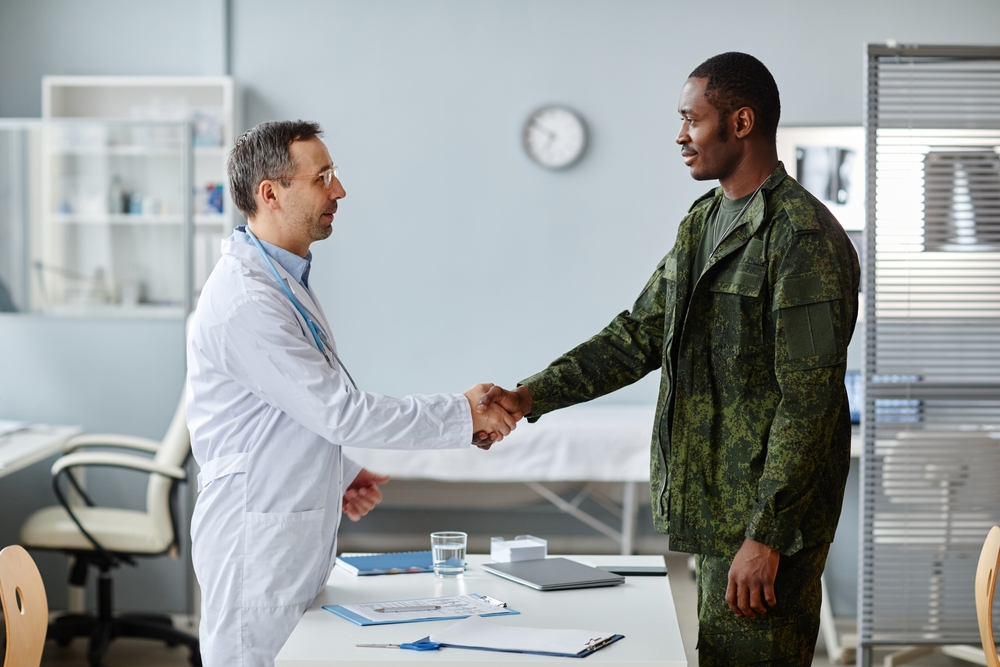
top-left (695, 543), bottom-right (829, 667)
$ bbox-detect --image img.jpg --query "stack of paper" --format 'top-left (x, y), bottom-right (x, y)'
top-left (490, 534), bottom-right (548, 562)
top-left (428, 615), bottom-right (623, 658)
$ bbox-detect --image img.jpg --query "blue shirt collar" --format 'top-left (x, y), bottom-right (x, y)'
top-left (233, 225), bottom-right (312, 290)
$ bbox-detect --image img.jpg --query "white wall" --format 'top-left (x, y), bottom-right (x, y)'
top-left (2, 0), bottom-right (999, 615)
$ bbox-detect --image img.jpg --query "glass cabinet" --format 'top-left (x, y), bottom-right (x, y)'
top-left (1, 76), bottom-right (237, 317)
top-left (0, 119), bottom-right (194, 315)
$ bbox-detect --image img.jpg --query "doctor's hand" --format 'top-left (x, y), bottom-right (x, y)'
top-left (464, 384), bottom-right (520, 449)
top-left (342, 468), bottom-right (390, 522)
top-left (474, 384), bottom-right (533, 446)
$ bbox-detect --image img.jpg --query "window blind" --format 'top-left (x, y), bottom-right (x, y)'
top-left (860, 44), bottom-right (1000, 663)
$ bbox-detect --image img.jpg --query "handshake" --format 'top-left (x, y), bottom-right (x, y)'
top-left (462, 383), bottom-right (535, 449)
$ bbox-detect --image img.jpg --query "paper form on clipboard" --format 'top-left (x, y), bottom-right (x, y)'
top-left (323, 593), bottom-right (518, 626)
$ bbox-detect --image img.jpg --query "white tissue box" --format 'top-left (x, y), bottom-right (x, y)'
top-left (490, 535), bottom-right (548, 562)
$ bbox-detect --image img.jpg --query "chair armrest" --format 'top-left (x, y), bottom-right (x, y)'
top-left (51, 452), bottom-right (186, 480)
top-left (63, 434), bottom-right (161, 455)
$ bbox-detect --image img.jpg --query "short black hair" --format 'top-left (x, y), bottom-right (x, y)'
top-left (228, 120), bottom-right (323, 219)
top-left (689, 52), bottom-right (780, 140)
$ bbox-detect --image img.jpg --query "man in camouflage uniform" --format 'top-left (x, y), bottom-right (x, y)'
top-left (478, 52), bottom-right (860, 666)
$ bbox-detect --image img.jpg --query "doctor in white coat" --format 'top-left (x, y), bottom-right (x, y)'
top-left (186, 120), bottom-right (519, 667)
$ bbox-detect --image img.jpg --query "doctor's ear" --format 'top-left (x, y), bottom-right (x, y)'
top-left (256, 179), bottom-right (281, 212)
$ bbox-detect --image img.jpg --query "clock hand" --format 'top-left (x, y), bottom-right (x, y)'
top-left (529, 121), bottom-right (556, 141)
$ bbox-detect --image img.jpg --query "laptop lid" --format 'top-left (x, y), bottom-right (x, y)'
top-left (480, 558), bottom-right (625, 591)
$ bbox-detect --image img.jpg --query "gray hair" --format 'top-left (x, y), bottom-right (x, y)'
top-left (227, 120), bottom-right (323, 219)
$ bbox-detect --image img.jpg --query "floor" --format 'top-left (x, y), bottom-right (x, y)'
top-left (39, 552), bottom-right (978, 666)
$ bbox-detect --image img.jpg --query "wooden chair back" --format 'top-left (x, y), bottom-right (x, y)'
top-left (977, 525), bottom-right (1000, 667)
top-left (0, 545), bottom-right (48, 667)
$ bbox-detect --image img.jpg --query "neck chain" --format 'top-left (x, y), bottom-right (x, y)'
top-left (712, 178), bottom-right (768, 249)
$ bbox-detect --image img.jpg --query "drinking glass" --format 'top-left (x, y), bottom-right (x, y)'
top-left (430, 531), bottom-right (467, 578)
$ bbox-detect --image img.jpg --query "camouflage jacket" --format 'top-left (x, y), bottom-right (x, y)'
top-left (521, 163), bottom-right (860, 557)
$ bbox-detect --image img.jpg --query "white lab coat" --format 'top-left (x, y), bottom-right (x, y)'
top-left (186, 233), bottom-right (472, 666)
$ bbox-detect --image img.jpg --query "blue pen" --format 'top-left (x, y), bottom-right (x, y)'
top-left (356, 641), bottom-right (442, 651)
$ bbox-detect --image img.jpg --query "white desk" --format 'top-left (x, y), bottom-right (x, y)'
top-left (345, 404), bottom-right (655, 554)
top-left (0, 425), bottom-right (80, 477)
top-left (277, 554), bottom-right (686, 666)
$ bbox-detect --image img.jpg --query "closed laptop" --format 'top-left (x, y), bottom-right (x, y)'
top-left (480, 558), bottom-right (625, 591)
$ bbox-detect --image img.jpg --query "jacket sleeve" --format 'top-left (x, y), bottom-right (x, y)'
top-left (744, 228), bottom-right (858, 554)
top-left (520, 255), bottom-right (669, 420)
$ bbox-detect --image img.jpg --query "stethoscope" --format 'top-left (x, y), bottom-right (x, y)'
top-left (245, 225), bottom-right (358, 391)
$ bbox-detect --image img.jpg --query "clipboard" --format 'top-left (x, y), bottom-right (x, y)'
top-left (323, 593), bottom-right (518, 626)
top-left (425, 615), bottom-right (625, 658)
top-left (425, 634), bottom-right (625, 659)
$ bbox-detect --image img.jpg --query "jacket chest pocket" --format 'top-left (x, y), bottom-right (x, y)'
top-left (706, 263), bottom-right (766, 350)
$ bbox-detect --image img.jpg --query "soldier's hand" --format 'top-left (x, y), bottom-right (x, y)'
top-left (464, 383), bottom-right (520, 446)
top-left (474, 385), bottom-right (531, 442)
top-left (726, 537), bottom-right (779, 619)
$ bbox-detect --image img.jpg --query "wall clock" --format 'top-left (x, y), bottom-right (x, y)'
top-left (522, 105), bottom-right (588, 169)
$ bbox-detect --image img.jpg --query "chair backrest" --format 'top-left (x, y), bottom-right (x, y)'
top-left (146, 387), bottom-right (190, 550)
top-left (145, 312), bottom-right (196, 551)
top-left (977, 525), bottom-right (1000, 667)
top-left (0, 545), bottom-right (48, 667)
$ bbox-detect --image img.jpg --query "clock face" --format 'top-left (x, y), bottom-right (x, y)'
top-left (522, 106), bottom-right (587, 169)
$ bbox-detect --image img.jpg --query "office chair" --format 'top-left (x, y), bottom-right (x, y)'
top-left (0, 545), bottom-right (48, 667)
top-left (19, 388), bottom-right (201, 667)
top-left (977, 526), bottom-right (1000, 667)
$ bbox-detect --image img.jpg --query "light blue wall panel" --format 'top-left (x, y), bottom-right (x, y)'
top-left (0, 315), bottom-right (188, 611)
top-left (230, 0), bottom-right (1000, 402)
top-left (0, 0), bottom-right (206, 117)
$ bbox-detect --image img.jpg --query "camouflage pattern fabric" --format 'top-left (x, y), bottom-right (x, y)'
top-left (520, 162), bottom-right (860, 558)
top-left (695, 543), bottom-right (829, 666)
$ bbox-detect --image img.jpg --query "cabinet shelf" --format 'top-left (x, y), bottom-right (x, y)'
top-left (41, 303), bottom-right (187, 319)
top-left (48, 213), bottom-right (231, 226)
top-left (50, 213), bottom-right (184, 225)
top-left (48, 145), bottom-right (227, 157)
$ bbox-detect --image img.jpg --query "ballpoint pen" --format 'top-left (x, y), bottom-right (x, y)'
top-left (372, 604), bottom-right (440, 613)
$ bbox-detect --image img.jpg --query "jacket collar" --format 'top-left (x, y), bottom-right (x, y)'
top-left (706, 161), bottom-right (787, 267)
top-left (669, 162), bottom-right (788, 344)
top-left (233, 225), bottom-right (312, 289)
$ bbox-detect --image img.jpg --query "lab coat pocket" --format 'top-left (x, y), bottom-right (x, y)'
top-left (242, 508), bottom-right (325, 608)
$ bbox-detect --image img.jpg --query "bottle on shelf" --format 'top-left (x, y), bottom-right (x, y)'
top-left (108, 175), bottom-right (124, 214)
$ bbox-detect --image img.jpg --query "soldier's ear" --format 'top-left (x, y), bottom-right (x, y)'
top-left (733, 107), bottom-right (755, 140)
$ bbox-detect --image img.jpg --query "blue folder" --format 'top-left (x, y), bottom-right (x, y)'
top-left (334, 550), bottom-right (433, 576)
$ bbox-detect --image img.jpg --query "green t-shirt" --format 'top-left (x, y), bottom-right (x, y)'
top-left (691, 190), bottom-right (755, 286)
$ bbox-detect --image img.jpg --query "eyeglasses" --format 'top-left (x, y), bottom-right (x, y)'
top-left (278, 166), bottom-right (339, 189)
